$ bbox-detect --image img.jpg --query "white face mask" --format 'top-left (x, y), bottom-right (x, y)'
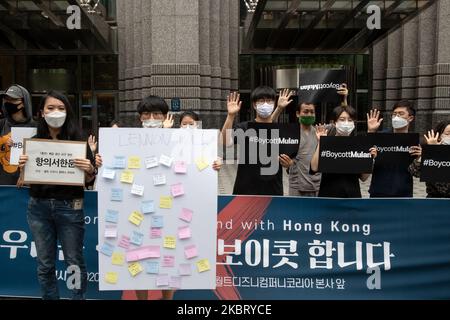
top-left (44, 111), bottom-right (66, 128)
top-left (441, 136), bottom-right (450, 145)
top-left (256, 102), bottom-right (274, 119)
top-left (392, 116), bottom-right (408, 129)
top-left (181, 124), bottom-right (198, 129)
top-left (143, 119), bottom-right (163, 128)
top-left (335, 121), bottom-right (355, 136)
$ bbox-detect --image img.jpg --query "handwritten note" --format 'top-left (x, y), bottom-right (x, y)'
top-left (179, 208), bottom-right (193, 223)
top-left (104, 225), bottom-right (117, 239)
top-left (159, 154), bottom-right (173, 167)
top-left (196, 259), bottom-right (211, 273)
top-left (126, 245), bottom-right (161, 262)
top-left (184, 244), bottom-right (198, 259)
top-left (131, 184), bottom-right (145, 197)
top-left (102, 168), bottom-right (116, 180)
top-left (128, 262), bottom-right (143, 277)
top-left (118, 235), bottom-right (130, 249)
top-left (159, 196), bottom-right (173, 209)
top-left (145, 261), bottom-right (159, 274)
top-left (105, 272), bottom-right (118, 284)
top-left (141, 200), bottom-right (155, 214)
top-left (150, 227), bottom-right (162, 239)
top-left (100, 242), bottom-right (114, 257)
top-left (153, 174), bottom-right (166, 186)
top-left (178, 226), bottom-right (191, 240)
top-left (120, 170), bottom-right (134, 184)
top-left (145, 156), bottom-right (159, 169)
top-left (163, 236), bottom-right (176, 249)
top-left (128, 211), bottom-right (144, 226)
top-left (128, 156), bottom-right (141, 169)
top-left (110, 188), bottom-right (123, 202)
top-left (178, 263), bottom-right (192, 276)
top-left (171, 183), bottom-right (185, 198)
top-left (195, 157), bottom-right (209, 171)
top-left (156, 274), bottom-right (169, 287)
top-left (162, 255), bottom-right (175, 268)
top-left (169, 276), bottom-right (181, 289)
top-left (111, 252), bottom-right (125, 266)
top-left (113, 156), bottom-right (126, 169)
top-left (105, 209), bottom-right (119, 224)
top-left (174, 161), bottom-right (187, 174)
top-left (130, 231), bottom-right (144, 246)
top-left (151, 216), bottom-right (164, 228)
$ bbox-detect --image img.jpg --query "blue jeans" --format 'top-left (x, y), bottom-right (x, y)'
top-left (27, 197), bottom-right (87, 300)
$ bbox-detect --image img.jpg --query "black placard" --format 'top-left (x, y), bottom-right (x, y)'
top-left (298, 69), bottom-right (346, 104)
top-left (319, 136), bottom-right (374, 174)
top-left (420, 145), bottom-right (450, 183)
top-left (368, 133), bottom-right (419, 165)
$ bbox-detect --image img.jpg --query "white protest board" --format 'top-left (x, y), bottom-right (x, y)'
top-left (10, 127), bottom-right (37, 165)
top-left (23, 139), bottom-right (86, 186)
top-left (98, 128), bottom-right (218, 290)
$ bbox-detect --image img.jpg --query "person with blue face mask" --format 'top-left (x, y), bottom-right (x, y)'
top-left (220, 86), bottom-right (294, 195)
top-left (408, 120), bottom-right (450, 198)
top-left (367, 100), bottom-right (416, 197)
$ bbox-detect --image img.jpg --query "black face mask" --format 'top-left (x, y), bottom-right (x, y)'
top-left (4, 102), bottom-right (22, 116)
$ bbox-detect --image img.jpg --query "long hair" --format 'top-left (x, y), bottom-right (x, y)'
top-left (435, 120), bottom-right (450, 137)
top-left (328, 105), bottom-right (357, 136)
top-left (37, 90), bottom-right (81, 141)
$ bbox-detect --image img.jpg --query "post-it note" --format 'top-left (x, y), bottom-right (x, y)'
top-left (111, 252), bottom-right (125, 266)
top-left (105, 272), bottom-right (118, 284)
top-left (128, 211), bottom-right (144, 226)
top-left (102, 168), bottom-right (116, 180)
top-left (128, 156), bottom-right (141, 169)
top-left (111, 188), bottom-right (123, 202)
top-left (100, 242), bottom-right (114, 257)
top-left (104, 225), bottom-right (117, 239)
top-left (128, 262), bottom-right (143, 277)
top-left (156, 274), bottom-right (169, 287)
top-left (130, 231), bottom-right (144, 246)
top-left (162, 255), bottom-right (175, 268)
top-left (113, 156), bottom-right (126, 169)
top-left (169, 276), bottom-right (181, 289)
top-left (170, 183), bottom-right (184, 198)
top-left (179, 208), bottom-right (193, 223)
top-left (118, 235), bottom-right (130, 249)
top-left (120, 170), bottom-right (134, 184)
top-left (151, 216), bottom-right (164, 228)
top-left (184, 244), bottom-right (198, 259)
top-left (159, 154), bottom-right (173, 167)
top-left (159, 196), bottom-right (172, 209)
top-left (150, 227), bottom-right (162, 238)
top-left (153, 174), bottom-right (166, 186)
top-left (126, 245), bottom-right (160, 262)
top-left (174, 161), bottom-right (187, 174)
top-left (196, 259), bottom-right (211, 273)
top-left (141, 200), bottom-right (155, 214)
top-left (105, 210), bottom-right (119, 224)
top-left (195, 157), bottom-right (209, 171)
top-left (145, 156), bottom-right (159, 169)
top-left (145, 261), bottom-right (159, 274)
top-left (131, 184), bottom-right (145, 197)
top-left (178, 263), bottom-right (192, 276)
top-left (164, 236), bottom-right (176, 249)
top-left (178, 226), bottom-right (191, 240)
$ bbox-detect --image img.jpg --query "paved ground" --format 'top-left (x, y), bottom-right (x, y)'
top-left (218, 163), bottom-right (427, 198)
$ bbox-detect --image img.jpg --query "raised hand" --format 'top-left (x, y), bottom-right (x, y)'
top-left (424, 130), bottom-right (439, 145)
top-left (163, 113), bottom-right (174, 128)
top-left (337, 83), bottom-right (348, 97)
top-left (88, 135), bottom-right (97, 154)
top-left (277, 89), bottom-right (295, 109)
top-left (367, 108), bottom-right (383, 133)
top-left (227, 92), bottom-right (242, 116)
top-left (315, 124), bottom-right (328, 141)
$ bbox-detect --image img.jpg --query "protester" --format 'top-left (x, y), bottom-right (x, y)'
top-left (179, 111), bottom-right (200, 129)
top-left (367, 100), bottom-right (416, 197)
top-left (18, 90), bottom-right (98, 299)
top-left (408, 121), bottom-right (450, 198)
top-left (0, 84), bottom-right (36, 185)
top-left (310, 105), bottom-right (377, 198)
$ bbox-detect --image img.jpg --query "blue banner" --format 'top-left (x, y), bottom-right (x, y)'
top-left (1, 187), bottom-right (450, 299)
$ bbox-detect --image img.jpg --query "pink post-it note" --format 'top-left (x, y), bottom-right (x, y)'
top-left (184, 244), bottom-right (198, 259)
top-left (174, 161), bottom-right (187, 174)
top-left (126, 245), bottom-right (160, 262)
top-left (171, 183), bottom-right (185, 198)
top-left (118, 235), bottom-right (130, 250)
top-left (169, 276), bottom-right (181, 289)
top-left (179, 208), bottom-right (193, 223)
top-left (150, 227), bottom-right (162, 239)
top-left (178, 226), bottom-right (191, 240)
top-left (156, 274), bottom-right (169, 287)
top-left (162, 255), bottom-right (175, 268)
top-left (178, 263), bottom-right (192, 276)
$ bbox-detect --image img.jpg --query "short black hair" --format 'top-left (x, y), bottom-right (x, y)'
top-left (331, 105), bottom-right (357, 122)
top-left (393, 100), bottom-right (416, 117)
top-left (109, 119), bottom-right (122, 127)
top-left (250, 86), bottom-right (276, 104)
top-left (299, 102), bottom-right (315, 111)
top-left (137, 95), bottom-right (169, 115)
top-left (179, 111), bottom-right (200, 124)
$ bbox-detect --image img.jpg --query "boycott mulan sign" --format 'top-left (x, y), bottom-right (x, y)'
top-left (298, 69), bottom-right (346, 104)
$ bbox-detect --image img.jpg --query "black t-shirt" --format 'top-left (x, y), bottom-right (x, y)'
top-left (317, 172), bottom-right (362, 198)
top-left (232, 121), bottom-right (287, 196)
top-left (29, 140), bottom-right (95, 200)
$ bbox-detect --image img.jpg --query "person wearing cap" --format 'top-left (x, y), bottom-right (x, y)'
top-left (0, 84), bottom-right (36, 185)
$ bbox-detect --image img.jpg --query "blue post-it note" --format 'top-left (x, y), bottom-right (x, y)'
top-left (130, 231), bottom-right (144, 246)
top-left (151, 216), bottom-right (164, 228)
top-left (113, 156), bottom-right (127, 169)
top-left (100, 242), bottom-right (114, 256)
top-left (141, 200), bottom-right (155, 214)
top-left (111, 188), bottom-right (123, 202)
top-left (105, 210), bottom-right (119, 224)
top-left (145, 261), bottom-right (159, 274)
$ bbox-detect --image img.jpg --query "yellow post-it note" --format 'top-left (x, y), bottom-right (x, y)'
top-left (111, 252), bottom-right (125, 266)
top-left (128, 156), bottom-right (141, 169)
top-left (159, 196), bottom-right (173, 209)
top-left (128, 262), bottom-right (143, 277)
top-left (128, 211), bottom-right (144, 226)
top-left (163, 236), bottom-right (176, 249)
top-left (195, 158), bottom-right (209, 171)
top-left (120, 170), bottom-right (134, 184)
top-left (105, 272), bottom-right (118, 284)
top-left (196, 259), bottom-right (211, 273)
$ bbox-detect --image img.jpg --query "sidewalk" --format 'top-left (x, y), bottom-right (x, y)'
top-left (218, 164), bottom-right (427, 198)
